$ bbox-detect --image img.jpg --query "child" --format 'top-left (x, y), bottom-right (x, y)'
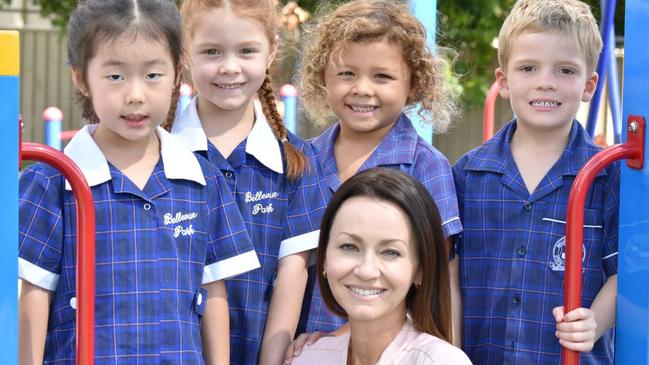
top-left (18, 1), bottom-right (259, 364)
top-left (171, 1), bottom-right (330, 364)
top-left (298, 0), bottom-right (463, 339)
top-left (453, 0), bottom-right (618, 363)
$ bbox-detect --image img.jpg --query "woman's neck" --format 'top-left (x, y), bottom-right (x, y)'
top-left (196, 95), bottom-right (255, 158)
top-left (347, 312), bottom-right (406, 365)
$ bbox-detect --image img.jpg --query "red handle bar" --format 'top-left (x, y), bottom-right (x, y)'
top-left (21, 142), bottom-right (95, 365)
top-left (563, 116), bottom-right (645, 365)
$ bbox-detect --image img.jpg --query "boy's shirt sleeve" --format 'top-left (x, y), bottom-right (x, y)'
top-left (601, 162), bottom-right (620, 278)
top-left (412, 147), bottom-right (463, 239)
top-left (278, 145), bottom-right (330, 259)
top-left (18, 164), bottom-right (64, 291)
top-left (202, 171), bottom-right (260, 284)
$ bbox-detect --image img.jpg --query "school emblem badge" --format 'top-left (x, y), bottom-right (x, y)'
top-left (550, 236), bottom-right (586, 271)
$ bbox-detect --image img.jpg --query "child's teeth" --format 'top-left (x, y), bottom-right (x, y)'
top-left (532, 101), bottom-right (559, 107)
top-left (218, 83), bottom-right (243, 89)
top-left (351, 105), bottom-right (375, 112)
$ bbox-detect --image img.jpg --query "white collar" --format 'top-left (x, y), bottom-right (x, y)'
top-left (63, 124), bottom-right (206, 190)
top-left (171, 97), bottom-right (284, 174)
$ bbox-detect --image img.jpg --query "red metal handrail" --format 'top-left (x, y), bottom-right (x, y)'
top-left (483, 81), bottom-right (500, 142)
top-left (563, 116), bottom-right (645, 365)
top-left (21, 142), bottom-right (95, 365)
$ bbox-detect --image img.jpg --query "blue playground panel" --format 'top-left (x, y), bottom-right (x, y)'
top-left (407, 0), bottom-right (436, 145)
top-left (0, 30), bottom-right (19, 365)
top-left (616, 0), bottom-right (649, 363)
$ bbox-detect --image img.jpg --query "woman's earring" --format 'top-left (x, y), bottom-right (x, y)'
top-left (415, 281), bottom-right (422, 289)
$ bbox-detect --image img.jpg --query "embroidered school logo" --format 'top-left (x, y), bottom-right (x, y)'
top-left (550, 236), bottom-right (586, 271)
top-left (245, 191), bottom-right (279, 215)
top-left (163, 211), bottom-right (197, 238)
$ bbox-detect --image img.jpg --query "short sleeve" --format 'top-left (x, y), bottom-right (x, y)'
top-left (278, 144), bottom-right (330, 259)
top-left (18, 164), bottom-right (64, 291)
top-left (601, 161), bottom-right (620, 277)
top-left (202, 171), bottom-right (260, 284)
top-left (411, 146), bottom-right (463, 239)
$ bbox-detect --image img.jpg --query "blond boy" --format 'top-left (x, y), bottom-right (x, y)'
top-left (453, 0), bottom-right (618, 363)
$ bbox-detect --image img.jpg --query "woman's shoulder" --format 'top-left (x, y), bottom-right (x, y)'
top-left (403, 333), bottom-right (472, 364)
top-left (381, 322), bottom-right (472, 364)
top-left (292, 333), bottom-right (349, 364)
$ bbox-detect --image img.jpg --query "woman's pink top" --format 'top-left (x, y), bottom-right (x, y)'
top-left (292, 319), bottom-right (472, 364)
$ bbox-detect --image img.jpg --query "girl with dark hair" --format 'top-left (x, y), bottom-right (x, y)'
top-left (293, 168), bottom-right (470, 364)
top-left (170, 1), bottom-right (330, 364)
top-left (18, 1), bottom-right (259, 363)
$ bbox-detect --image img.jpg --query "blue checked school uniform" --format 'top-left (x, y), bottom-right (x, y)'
top-left (303, 113), bottom-right (463, 334)
top-left (18, 125), bottom-right (259, 365)
top-left (172, 98), bottom-right (330, 365)
top-left (453, 120), bottom-right (619, 365)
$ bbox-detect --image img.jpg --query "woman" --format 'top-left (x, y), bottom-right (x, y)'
top-left (293, 168), bottom-right (471, 364)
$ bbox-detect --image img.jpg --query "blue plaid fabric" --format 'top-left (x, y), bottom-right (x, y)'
top-left (172, 99), bottom-right (330, 365)
top-left (302, 113), bottom-right (463, 334)
top-left (453, 120), bottom-right (619, 365)
top-left (18, 126), bottom-right (259, 364)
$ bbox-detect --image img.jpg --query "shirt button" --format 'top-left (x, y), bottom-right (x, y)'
top-left (197, 293), bottom-right (203, 306)
top-left (513, 296), bottom-right (520, 304)
top-left (517, 246), bottom-right (526, 257)
top-left (143, 203), bottom-right (151, 211)
top-left (523, 201), bottom-right (532, 211)
top-left (70, 297), bottom-right (77, 309)
top-left (224, 171), bottom-right (233, 178)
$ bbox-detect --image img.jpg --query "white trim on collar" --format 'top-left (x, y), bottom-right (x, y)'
top-left (63, 124), bottom-right (205, 190)
top-left (246, 99), bottom-right (284, 174)
top-left (171, 97), bottom-right (284, 174)
top-left (171, 97), bottom-right (209, 153)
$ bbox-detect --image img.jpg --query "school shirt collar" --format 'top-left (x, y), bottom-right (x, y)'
top-left (63, 124), bottom-right (206, 190)
top-left (171, 96), bottom-right (284, 174)
top-left (463, 119), bottom-right (606, 177)
top-left (312, 113), bottom-right (418, 168)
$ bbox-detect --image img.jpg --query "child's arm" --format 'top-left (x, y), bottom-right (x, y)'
top-left (259, 252), bottom-right (309, 365)
top-left (19, 280), bottom-right (52, 365)
top-left (201, 280), bottom-right (230, 365)
top-left (449, 254), bottom-right (462, 347)
top-left (553, 274), bottom-right (617, 352)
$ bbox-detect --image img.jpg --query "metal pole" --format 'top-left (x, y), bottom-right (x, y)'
top-left (407, 0), bottom-right (436, 145)
top-left (280, 84), bottom-right (298, 135)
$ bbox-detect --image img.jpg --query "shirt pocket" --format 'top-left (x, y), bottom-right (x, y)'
top-left (542, 206), bottom-right (605, 300)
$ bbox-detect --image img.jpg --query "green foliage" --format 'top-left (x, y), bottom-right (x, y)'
top-left (37, 0), bottom-right (75, 32)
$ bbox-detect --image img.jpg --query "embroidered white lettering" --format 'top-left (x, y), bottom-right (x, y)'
top-left (252, 203), bottom-right (274, 215)
top-left (174, 224), bottom-right (196, 238)
top-left (164, 211), bottom-right (198, 225)
top-left (245, 191), bottom-right (279, 203)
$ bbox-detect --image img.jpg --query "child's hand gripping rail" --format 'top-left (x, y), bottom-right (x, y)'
top-left (563, 116), bottom-right (645, 365)
top-left (21, 142), bottom-right (96, 365)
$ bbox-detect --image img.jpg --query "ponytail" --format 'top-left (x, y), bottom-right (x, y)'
top-left (258, 70), bottom-right (308, 179)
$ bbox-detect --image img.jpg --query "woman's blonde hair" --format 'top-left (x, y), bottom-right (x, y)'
top-left (300, 0), bottom-right (459, 132)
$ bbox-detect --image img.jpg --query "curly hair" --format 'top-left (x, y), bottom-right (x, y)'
top-left (177, 0), bottom-right (308, 179)
top-left (300, 0), bottom-right (459, 132)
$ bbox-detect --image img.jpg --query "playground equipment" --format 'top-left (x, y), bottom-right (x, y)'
top-left (0, 29), bottom-right (19, 365)
top-left (280, 84), bottom-right (298, 134)
top-left (43, 106), bottom-right (63, 150)
top-left (407, 0), bottom-right (435, 145)
top-left (20, 143), bottom-right (97, 365)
